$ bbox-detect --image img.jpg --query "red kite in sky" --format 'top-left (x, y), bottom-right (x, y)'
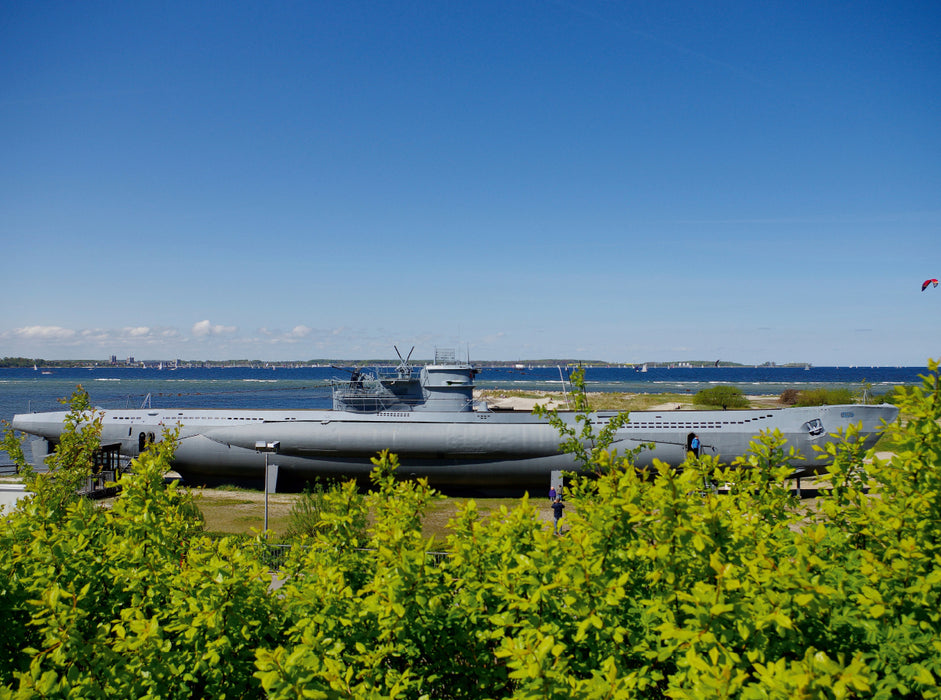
top-left (922, 279), bottom-right (938, 291)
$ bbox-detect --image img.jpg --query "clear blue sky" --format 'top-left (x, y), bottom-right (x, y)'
top-left (2, 1), bottom-right (939, 365)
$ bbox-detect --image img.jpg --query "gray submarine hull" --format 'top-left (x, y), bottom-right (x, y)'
top-left (11, 349), bottom-right (898, 493)
top-left (13, 403), bottom-right (898, 493)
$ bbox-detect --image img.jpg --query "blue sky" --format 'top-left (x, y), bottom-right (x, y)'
top-left (2, 1), bottom-right (939, 365)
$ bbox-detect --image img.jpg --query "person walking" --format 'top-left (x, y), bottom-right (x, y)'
top-left (551, 498), bottom-right (565, 535)
top-left (549, 486), bottom-right (557, 502)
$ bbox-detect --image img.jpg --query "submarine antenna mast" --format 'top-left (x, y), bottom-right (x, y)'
top-left (394, 345), bottom-right (415, 378)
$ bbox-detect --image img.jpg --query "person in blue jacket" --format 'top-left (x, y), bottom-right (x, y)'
top-left (690, 433), bottom-right (701, 458)
top-left (551, 498), bottom-right (565, 535)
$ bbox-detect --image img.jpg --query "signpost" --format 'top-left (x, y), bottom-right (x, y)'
top-left (254, 440), bottom-right (280, 535)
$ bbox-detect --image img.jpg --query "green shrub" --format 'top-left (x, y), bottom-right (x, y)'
top-left (4, 366), bottom-right (941, 698)
top-left (1, 386), bottom-right (101, 521)
top-left (1, 392), bottom-right (278, 697)
top-left (286, 479), bottom-right (368, 543)
top-left (693, 384), bottom-right (750, 409)
top-left (873, 386), bottom-right (904, 405)
top-left (793, 387), bottom-right (856, 406)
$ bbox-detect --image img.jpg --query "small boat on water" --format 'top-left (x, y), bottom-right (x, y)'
top-left (11, 348), bottom-right (898, 493)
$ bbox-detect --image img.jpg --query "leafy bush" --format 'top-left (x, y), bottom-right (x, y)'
top-left (780, 387), bottom-right (860, 406)
top-left (286, 479), bottom-right (367, 542)
top-left (3, 366), bottom-right (941, 698)
top-left (793, 387), bottom-right (856, 406)
top-left (1, 386), bottom-right (101, 521)
top-left (873, 386), bottom-right (904, 405)
top-left (1, 393), bottom-right (278, 697)
top-left (693, 384), bottom-right (750, 409)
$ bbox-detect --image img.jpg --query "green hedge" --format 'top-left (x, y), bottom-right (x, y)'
top-left (2, 364), bottom-right (939, 698)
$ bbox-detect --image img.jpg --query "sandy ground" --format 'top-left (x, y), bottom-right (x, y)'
top-left (477, 392), bottom-right (566, 411)
top-left (475, 392), bottom-right (775, 412)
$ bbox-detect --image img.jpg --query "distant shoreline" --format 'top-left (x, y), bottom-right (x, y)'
top-left (2, 359), bottom-right (884, 370)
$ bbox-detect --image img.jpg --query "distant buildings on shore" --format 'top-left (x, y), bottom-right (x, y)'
top-left (1, 357), bottom-right (814, 370)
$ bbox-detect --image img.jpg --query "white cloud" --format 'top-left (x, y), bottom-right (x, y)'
top-left (1, 322), bottom-right (451, 361)
top-left (192, 320), bottom-right (238, 337)
top-left (70, 327), bottom-right (181, 345)
top-left (0, 324), bottom-right (190, 357)
top-left (255, 325), bottom-right (314, 344)
top-left (80, 329), bottom-right (108, 340)
top-left (11, 325), bottom-right (76, 341)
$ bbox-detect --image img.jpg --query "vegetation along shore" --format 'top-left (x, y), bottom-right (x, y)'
top-left (0, 360), bottom-right (936, 696)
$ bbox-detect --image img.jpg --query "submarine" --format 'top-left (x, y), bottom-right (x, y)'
top-left (11, 348), bottom-right (898, 493)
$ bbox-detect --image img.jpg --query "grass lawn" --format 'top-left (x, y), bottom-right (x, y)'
top-left (190, 485), bottom-right (560, 541)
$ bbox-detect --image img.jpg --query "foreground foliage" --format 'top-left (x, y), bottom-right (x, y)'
top-left (2, 363), bottom-right (940, 698)
top-left (285, 479), bottom-right (368, 542)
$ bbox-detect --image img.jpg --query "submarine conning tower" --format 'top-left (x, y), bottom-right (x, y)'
top-left (416, 348), bottom-right (477, 412)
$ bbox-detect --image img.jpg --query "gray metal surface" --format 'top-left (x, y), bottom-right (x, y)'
top-left (12, 350), bottom-right (898, 491)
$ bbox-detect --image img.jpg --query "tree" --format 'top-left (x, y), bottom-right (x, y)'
top-left (2, 386), bottom-right (102, 522)
top-left (532, 365), bottom-right (640, 473)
